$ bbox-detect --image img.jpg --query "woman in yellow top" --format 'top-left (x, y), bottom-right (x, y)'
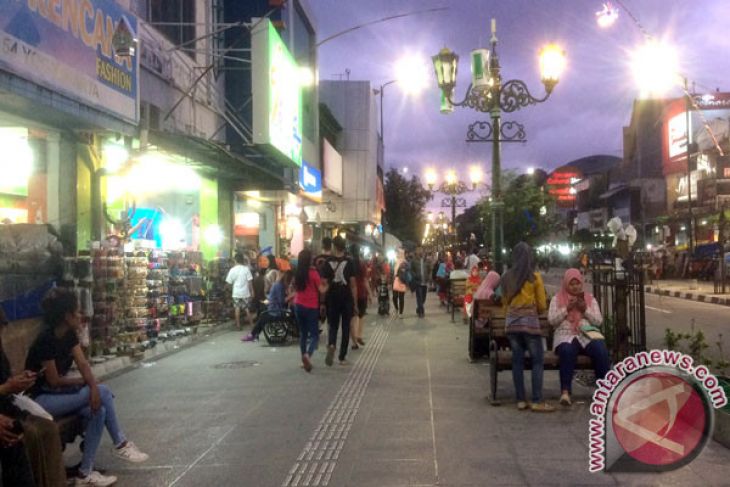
top-left (501, 242), bottom-right (554, 412)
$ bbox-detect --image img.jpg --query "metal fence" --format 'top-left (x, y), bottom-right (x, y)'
top-left (590, 250), bottom-right (647, 361)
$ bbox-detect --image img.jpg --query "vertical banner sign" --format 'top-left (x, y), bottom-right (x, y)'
top-left (252, 18), bottom-right (303, 167)
top-left (0, 0), bottom-right (139, 124)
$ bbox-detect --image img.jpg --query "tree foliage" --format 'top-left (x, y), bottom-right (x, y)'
top-left (383, 168), bottom-right (432, 244)
top-left (476, 171), bottom-right (563, 251)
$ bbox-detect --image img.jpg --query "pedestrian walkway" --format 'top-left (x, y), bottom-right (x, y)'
top-left (645, 278), bottom-right (730, 306)
top-left (91, 293), bottom-right (730, 486)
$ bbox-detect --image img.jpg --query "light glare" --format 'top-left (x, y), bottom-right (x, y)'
top-left (631, 40), bottom-right (680, 98)
top-left (395, 55), bottom-right (429, 95)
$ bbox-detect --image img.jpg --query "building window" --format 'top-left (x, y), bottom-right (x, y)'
top-left (146, 0), bottom-right (196, 58)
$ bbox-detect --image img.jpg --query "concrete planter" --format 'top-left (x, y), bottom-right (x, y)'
top-left (714, 376), bottom-right (730, 449)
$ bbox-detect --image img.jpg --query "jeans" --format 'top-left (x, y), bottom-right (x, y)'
top-left (392, 291), bottom-right (405, 315)
top-left (296, 304), bottom-right (320, 357)
top-left (556, 338), bottom-right (611, 393)
top-left (35, 384), bottom-right (126, 476)
top-left (327, 298), bottom-right (353, 361)
top-left (415, 285), bottom-right (427, 316)
top-left (507, 332), bottom-right (545, 403)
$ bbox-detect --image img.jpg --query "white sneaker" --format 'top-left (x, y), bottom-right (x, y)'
top-left (76, 471), bottom-right (118, 486)
top-left (113, 441), bottom-right (149, 463)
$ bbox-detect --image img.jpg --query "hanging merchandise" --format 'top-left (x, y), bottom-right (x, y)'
top-left (203, 258), bottom-right (233, 323)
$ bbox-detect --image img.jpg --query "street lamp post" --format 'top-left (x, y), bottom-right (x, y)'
top-left (432, 19), bottom-right (565, 271)
top-left (426, 168), bottom-right (482, 247)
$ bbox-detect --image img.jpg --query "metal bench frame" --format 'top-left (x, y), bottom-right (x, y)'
top-left (471, 299), bottom-right (594, 405)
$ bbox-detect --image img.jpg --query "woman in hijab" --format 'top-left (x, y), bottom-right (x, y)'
top-left (501, 242), bottom-right (553, 412)
top-left (548, 269), bottom-right (610, 406)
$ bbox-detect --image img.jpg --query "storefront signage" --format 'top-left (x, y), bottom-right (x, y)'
top-left (663, 94), bottom-right (730, 175)
top-left (547, 167), bottom-right (581, 208)
top-left (299, 161), bottom-right (322, 202)
top-left (323, 138), bottom-right (343, 195)
top-left (252, 19), bottom-right (303, 167)
top-left (0, 0), bottom-right (139, 124)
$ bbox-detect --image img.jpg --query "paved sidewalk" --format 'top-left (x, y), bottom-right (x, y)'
top-left (89, 294), bottom-right (730, 486)
top-left (644, 278), bottom-right (730, 306)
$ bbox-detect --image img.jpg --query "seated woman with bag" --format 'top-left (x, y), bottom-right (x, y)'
top-left (25, 288), bottom-right (149, 487)
top-left (548, 268), bottom-right (611, 406)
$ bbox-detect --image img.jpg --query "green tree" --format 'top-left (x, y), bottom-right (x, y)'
top-left (476, 171), bottom-right (563, 251)
top-left (383, 168), bottom-right (432, 244)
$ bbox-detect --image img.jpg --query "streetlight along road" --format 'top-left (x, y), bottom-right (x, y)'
top-left (431, 19), bottom-right (565, 271)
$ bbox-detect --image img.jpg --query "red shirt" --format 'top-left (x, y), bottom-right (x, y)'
top-left (295, 268), bottom-right (321, 309)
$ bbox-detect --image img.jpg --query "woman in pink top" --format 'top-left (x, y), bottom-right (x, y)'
top-left (294, 249), bottom-right (327, 372)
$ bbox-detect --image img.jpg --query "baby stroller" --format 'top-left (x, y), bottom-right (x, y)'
top-left (377, 278), bottom-right (390, 315)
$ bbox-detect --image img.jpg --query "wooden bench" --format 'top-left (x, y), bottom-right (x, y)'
top-left (5, 320), bottom-right (84, 450)
top-left (447, 278), bottom-right (466, 323)
top-left (487, 314), bottom-right (593, 405)
top-left (468, 300), bottom-right (499, 361)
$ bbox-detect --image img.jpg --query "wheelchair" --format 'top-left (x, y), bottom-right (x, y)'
top-left (262, 308), bottom-right (298, 345)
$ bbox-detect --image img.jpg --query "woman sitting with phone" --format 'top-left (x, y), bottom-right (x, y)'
top-left (25, 288), bottom-right (149, 487)
top-left (548, 268), bottom-right (611, 406)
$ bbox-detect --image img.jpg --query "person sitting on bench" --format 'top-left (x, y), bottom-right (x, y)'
top-left (501, 242), bottom-right (554, 413)
top-left (26, 288), bottom-right (149, 487)
top-left (0, 306), bottom-right (66, 487)
top-left (548, 268), bottom-right (611, 407)
top-left (241, 270), bottom-right (295, 342)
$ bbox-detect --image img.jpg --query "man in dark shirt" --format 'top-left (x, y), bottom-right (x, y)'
top-left (324, 237), bottom-right (358, 366)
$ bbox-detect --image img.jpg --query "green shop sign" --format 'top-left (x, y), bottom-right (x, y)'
top-left (252, 19), bottom-right (303, 167)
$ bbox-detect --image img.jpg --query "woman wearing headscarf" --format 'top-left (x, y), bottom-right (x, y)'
top-left (548, 269), bottom-right (610, 406)
top-left (501, 242), bottom-right (554, 412)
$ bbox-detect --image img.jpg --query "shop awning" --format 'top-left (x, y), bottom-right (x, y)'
top-left (599, 184), bottom-right (630, 200)
top-left (149, 130), bottom-right (293, 190)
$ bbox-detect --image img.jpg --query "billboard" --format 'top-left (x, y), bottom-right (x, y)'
top-left (663, 94), bottom-right (730, 175)
top-left (252, 19), bottom-right (303, 167)
top-left (0, 0), bottom-right (139, 124)
top-left (299, 161), bottom-right (322, 202)
top-left (547, 167), bottom-right (581, 208)
top-left (323, 138), bottom-right (343, 195)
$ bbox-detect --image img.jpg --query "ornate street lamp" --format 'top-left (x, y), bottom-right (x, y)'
top-left (425, 167), bottom-right (483, 246)
top-left (432, 19), bottom-right (565, 270)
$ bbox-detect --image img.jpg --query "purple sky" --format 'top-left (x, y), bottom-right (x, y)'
top-left (310, 0), bottom-right (730, 207)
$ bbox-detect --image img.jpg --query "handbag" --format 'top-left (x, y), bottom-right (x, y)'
top-left (393, 277), bottom-right (407, 293)
top-left (580, 324), bottom-right (605, 341)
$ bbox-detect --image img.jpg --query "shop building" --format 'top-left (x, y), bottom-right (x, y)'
top-left (223, 0), bottom-right (322, 258)
top-left (317, 80), bottom-right (385, 253)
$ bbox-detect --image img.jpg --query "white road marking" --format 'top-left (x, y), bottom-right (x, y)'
top-left (283, 317), bottom-right (391, 486)
top-left (646, 305), bottom-right (673, 314)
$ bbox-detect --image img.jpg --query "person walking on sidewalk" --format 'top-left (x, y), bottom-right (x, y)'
top-left (549, 268), bottom-right (610, 406)
top-left (410, 246), bottom-right (432, 318)
top-left (226, 253), bottom-right (254, 330)
top-left (501, 242), bottom-right (554, 413)
top-left (392, 257), bottom-right (408, 318)
top-left (324, 237), bottom-right (358, 366)
top-left (26, 288), bottom-right (149, 486)
top-left (294, 250), bottom-right (327, 372)
top-left (350, 244), bottom-right (369, 350)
